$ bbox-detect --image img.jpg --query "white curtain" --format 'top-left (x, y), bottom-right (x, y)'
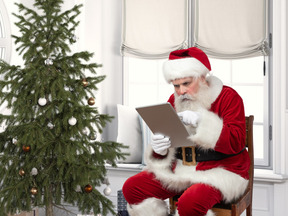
top-left (121, 0), bottom-right (188, 59)
top-left (193, 0), bottom-right (269, 59)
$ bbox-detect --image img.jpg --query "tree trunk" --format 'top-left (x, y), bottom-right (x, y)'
top-left (45, 185), bottom-right (54, 216)
top-left (45, 200), bottom-right (53, 216)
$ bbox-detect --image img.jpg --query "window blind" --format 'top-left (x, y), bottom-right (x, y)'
top-left (121, 0), bottom-right (188, 59)
top-left (193, 0), bottom-right (269, 59)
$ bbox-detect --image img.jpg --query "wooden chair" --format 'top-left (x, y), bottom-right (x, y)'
top-left (169, 115), bottom-right (254, 216)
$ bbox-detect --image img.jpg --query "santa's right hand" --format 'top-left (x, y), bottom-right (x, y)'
top-left (151, 134), bottom-right (171, 156)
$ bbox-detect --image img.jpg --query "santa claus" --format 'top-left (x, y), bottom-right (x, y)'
top-left (122, 47), bottom-right (250, 216)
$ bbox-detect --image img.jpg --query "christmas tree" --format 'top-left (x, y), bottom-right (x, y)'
top-left (0, 0), bottom-right (127, 215)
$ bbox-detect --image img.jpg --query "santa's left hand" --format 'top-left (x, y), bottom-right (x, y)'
top-left (178, 110), bottom-right (201, 127)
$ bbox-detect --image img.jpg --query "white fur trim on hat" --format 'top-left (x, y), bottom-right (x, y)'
top-left (163, 57), bottom-right (210, 83)
top-left (127, 197), bottom-right (168, 216)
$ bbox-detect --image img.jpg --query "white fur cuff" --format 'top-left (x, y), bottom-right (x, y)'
top-left (127, 197), bottom-right (168, 216)
top-left (174, 207), bottom-right (215, 216)
top-left (205, 210), bottom-right (216, 216)
top-left (145, 145), bottom-right (176, 173)
top-left (189, 109), bottom-right (223, 150)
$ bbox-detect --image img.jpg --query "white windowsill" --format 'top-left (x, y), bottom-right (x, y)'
top-left (106, 163), bottom-right (144, 172)
top-left (254, 169), bottom-right (288, 183)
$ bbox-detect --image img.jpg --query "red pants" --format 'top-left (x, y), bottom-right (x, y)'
top-left (122, 170), bottom-right (222, 216)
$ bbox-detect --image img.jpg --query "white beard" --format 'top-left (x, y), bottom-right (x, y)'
top-left (174, 82), bottom-right (213, 113)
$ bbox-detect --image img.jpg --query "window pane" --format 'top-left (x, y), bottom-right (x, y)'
top-left (232, 57), bottom-right (264, 84)
top-left (124, 56), bottom-right (269, 167)
top-left (234, 86), bottom-right (264, 123)
top-left (129, 84), bottom-right (159, 107)
top-left (159, 83), bottom-right (174, 102)
top-left (0, 11), bottom-right (4, 37)
top-left (128, 58), bottom-right (159, 83)
top-left (124, 57), bottom-right (171, 107)
top-left (254, 124), bottom-right (264, 159)
top-left (210, 59), bottom-right (231, 84)
top-left (210, 57), bottom-right (264, 123)
top-left (0, 47), bottom-right (5, 59)
top-left (0, 2), bottom-right (11, 62)
top-left (210, 57), bottom-right (269, 167)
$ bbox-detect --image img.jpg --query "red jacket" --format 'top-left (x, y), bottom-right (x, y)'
top-left (145, 76), bottom-right (250, 202)
top-left (167, 85), bottom-right (250, 180)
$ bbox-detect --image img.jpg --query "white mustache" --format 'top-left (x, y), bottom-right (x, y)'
top-left (179, 94), bottom-right (195, 101)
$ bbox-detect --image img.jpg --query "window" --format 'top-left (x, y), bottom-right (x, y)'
top-left (123, 55), bottom-right (270, 167)
top-left (123, 58), bottom-right (171, 107)
top-left (0, 0), bottom-right (11, 63)
top-left (210, 57), bottom-right (270, 167)
top-left (0, 1), bottom-right (12, 133)
top-left (122, 0), bottom-right (271, 168)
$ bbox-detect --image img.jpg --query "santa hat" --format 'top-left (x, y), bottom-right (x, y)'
top-left (163, 47), bottom-right (211, 83)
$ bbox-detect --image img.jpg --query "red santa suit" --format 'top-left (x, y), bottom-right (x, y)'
top-left (122, 47), bottom-right (250, 216)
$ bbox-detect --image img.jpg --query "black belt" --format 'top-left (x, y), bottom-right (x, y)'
top-left (175, 147), bottom-right (246, 162)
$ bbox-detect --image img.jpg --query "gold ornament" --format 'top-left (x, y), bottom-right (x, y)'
top-left (88, 97), bottom-right (95, 106)
top-left (84, 184), bottom-right (93, 193)
top-left (22, 145), bottom-right (31, 152)
top-left (19, 169), bottom-right (25, 176)
top-left (82, 79), bottom-right (88, 87)
top-left (30, 187), bottom-right (38, 195)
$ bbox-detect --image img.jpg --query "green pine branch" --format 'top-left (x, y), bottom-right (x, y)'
top-left (0, 0), bottom-right (128, 215)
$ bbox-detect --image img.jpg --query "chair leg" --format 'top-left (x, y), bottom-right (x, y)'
top-left (246, 205), bottom-right (252, 216)
top-left (169, 197), bottom-right (176, 215)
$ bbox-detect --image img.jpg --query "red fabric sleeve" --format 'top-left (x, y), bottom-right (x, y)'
top-left (167, 94), bottom-right (175, 109)
top-left (210, 86), bottom-right (246, 155)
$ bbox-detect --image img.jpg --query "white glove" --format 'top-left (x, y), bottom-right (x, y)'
top-left (151, 134), bottom-right (171, 156)
top-left (178, 110), bottom-right (201, 127)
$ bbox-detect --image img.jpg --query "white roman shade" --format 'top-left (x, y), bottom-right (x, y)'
top-left (193, 0), bottom-right (269, 59)
top-left (121, 0), bottom-right (188, 59)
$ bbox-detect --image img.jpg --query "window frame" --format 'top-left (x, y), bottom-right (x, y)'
top-left (122, 0), bottom-right (273, 168)
top-left (0, 0), bottom-right (12, 63)
top-left (208, 56), bottom-right (271, 168)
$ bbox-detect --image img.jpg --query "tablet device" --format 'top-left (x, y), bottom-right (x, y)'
top-left (136, 103), bottom-right (193, 147)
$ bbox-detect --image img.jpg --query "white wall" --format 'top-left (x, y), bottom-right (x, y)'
top-left (270, 1), bottom-right (288, 215)
top-left (4, 0), bottom-right (123, 142)
top-left (79, 0), bottom-right (123, 142)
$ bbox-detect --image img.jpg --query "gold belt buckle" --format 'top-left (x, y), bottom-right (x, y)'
top-left (181, 146), bottom-right (197, 166)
